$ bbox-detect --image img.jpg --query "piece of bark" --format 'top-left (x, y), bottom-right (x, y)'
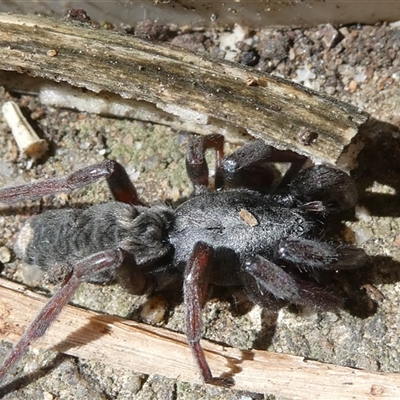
top-left (0, 278), bottom-right (399, 398)
top-left (0, 72), bottom-right (249, 146)
top-left (0, 13), bottom-right (368, 169)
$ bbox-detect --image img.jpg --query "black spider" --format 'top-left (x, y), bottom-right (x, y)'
top-left (0, 134), bottom-right (367, 386)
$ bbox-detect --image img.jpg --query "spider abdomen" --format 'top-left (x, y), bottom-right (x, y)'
top-left (15, 202), bottom-right (173, 278)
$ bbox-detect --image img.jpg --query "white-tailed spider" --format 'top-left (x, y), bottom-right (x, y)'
top-left (0, 134), bottom-right (367, 386)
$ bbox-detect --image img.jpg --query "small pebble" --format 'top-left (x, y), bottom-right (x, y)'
top-left (140, 295), bottom-right (168, 324)
top-left (0, 246), bottom-right (11, 263)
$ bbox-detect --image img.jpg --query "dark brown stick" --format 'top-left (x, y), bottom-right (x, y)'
top-left (0, 13), bottom-right (368, 168)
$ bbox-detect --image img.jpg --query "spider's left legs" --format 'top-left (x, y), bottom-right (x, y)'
top-left (184, 241), bottom-right (233, 386)
top-left (222, 139), bottom-right (307, 191)
top-left (186, 134), bottom-right (307, 194)
top-left (289, 164), bottom-right (358, 214)
top-left (0, 160), bottom-right (142, 205)
top-left (0, 248), bottom-right (126, 382)
top-left (186, 134), bottom-right (225, 194)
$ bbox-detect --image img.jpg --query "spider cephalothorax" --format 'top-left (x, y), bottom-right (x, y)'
top-left (0, 134), bottom-right (367, 386)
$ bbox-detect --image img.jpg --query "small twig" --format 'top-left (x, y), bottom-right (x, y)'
top-left (0, 278), bottom-right (398, 398)
top-left (2, 101), bottom-right (48, 160)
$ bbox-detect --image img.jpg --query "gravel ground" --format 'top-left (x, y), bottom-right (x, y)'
top-left (0, 17), bottom-right (400, 400)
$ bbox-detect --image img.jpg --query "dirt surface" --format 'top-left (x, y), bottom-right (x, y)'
top-left (0, 17), bottom-right (400, 400)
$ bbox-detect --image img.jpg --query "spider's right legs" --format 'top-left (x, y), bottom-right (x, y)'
top-left (184, 241), bottom-right (233, 386)
top-left (241, 254), bottom-right (342, 310)
top-left (275, 237), bottom-right (368, 271)
top-left (0, 160), bottom-right (141, 205)
top-left (0, 248), bottom-right (127, 382)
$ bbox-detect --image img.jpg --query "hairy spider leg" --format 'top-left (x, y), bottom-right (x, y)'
top-left (115, 253), bottom-right (181, 295)
top-left (275, 237), bottom-right (368, 271)
top-left (0, 249), bottom-right (126, 382)
top-left (186, 134), bottom-right (225, 194)
top-left (184, 241), bottom-right (233, 386)
top-left (241, 254), bottom-right (343, 310)
top-left (0, 160), bottom-right (142, 205)
top-left (289, 165), bottom-right (358, 213)
top-left (221, 139), bottom-right (307, 191)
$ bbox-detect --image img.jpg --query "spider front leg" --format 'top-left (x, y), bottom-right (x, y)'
top-left (275, 237), bottom-right (368, 271)
top-left (184, 241), bottom-right (233, 386)
top-left (0, 248), bottom-right (128, 382)
top-left (186, 134), bottom-right (225, 194)
top-left (222, 139), bottom-right (307, 191)
top-left (289, 164), bottom-right (358, 214)
top-left (241, 254), bottom-right (342, 310)
top-left (186, 134), bottom-right (307, 194)
top-left (0, 159), bottom-right (142, 205)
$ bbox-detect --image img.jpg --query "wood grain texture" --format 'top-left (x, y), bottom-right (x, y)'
top-left (0, 278), bottom-right (399, 399)
top-left (0, 13), bottom-right (368, 168)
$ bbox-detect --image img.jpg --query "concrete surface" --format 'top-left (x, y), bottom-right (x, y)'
top-left (0, 18), bottom-right (399, 400)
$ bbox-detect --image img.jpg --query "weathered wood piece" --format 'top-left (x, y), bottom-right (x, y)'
top-left (0, 13), bottom-right (368, 168)
top-left (0, 278), bottom-right (399, 398)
